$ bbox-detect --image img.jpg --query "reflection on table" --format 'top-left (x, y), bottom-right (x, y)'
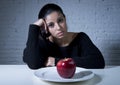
top-left (0, 65), bottom-right (120, 85)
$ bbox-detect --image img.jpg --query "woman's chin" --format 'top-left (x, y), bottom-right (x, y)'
top-left (57, 35), bottom-right (64, 39)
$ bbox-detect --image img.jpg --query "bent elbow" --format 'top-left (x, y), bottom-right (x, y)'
top-left (27, 62), bottom-right (45, 70)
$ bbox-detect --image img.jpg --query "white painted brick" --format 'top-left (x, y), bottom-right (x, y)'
top-left (0, 0), bottom-right (120, 65)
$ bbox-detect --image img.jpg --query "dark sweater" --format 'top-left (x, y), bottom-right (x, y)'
top-left (23, 24), bottom-right (105, 69)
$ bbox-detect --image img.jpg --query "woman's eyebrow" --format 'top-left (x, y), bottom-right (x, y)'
top-left (46, 22), bottom-right (54, 26)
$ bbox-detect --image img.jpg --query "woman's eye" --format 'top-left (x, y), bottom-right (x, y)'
top-left (58, 18), bottom-right (64, 23)
top-left (48, 23), bottom-right (54, 28)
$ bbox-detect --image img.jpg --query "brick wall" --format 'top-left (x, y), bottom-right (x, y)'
top-left (0, 0), bottom-right (120, 65)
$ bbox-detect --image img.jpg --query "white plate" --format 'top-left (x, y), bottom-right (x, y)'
top-left (34, 67), bottom-right (94, 83)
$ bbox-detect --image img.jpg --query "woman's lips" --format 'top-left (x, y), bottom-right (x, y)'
top-left (57, 31), bottom-right (64, 36)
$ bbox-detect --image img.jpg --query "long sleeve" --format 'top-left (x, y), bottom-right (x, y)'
top-left (23, 24), bottom-right (48, 69)
top-left (71, 32), bottom-right (105, 69)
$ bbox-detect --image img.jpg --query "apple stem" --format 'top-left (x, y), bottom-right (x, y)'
top-left (65, 57), bottom-right (66, 59)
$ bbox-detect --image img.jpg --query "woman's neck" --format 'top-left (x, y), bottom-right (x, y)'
top-left (51, 32), bottom-right (77, 47)
top-left (54, 37), bottom-right (69, 47)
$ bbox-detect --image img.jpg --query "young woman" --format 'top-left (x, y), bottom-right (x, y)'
top-left (23, 3), bottom-right (105, 69)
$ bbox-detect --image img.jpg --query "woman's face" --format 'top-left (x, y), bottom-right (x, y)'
top-left (45, 11), bottom-right (67, 39)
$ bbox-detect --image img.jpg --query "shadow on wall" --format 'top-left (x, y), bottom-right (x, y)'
top-left (104, 41), bottom-right (120, 65)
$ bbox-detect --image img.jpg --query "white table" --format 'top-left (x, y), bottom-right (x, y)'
top-left (0, 65), bottom-right (120, 85)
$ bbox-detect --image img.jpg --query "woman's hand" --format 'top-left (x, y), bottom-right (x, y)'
top-left (33, 19), bottom-right (48, 33)
top-left (45, 57), bottom-right (55, 67)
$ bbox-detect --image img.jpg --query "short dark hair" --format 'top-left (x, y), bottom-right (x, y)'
top-left (38, 3), bottom-right (65, 19)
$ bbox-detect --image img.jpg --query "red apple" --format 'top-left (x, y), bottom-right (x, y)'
top-left (56, 58), bottom-right (76, 78)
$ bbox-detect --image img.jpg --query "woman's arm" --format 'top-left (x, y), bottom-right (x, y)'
top-left (72, 32), bottom-right (105, 69)
top-left (23, 24), bottom-right (49, 69)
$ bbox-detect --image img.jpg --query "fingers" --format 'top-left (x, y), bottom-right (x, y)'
top-left (42, 19), bottom-right (48, 34)
top-left (33, 19), bottom-right (48, 33)
top-left (45, 57), bottom-right (55, 67)
top-left (33, 19), bottom-right (44, 26)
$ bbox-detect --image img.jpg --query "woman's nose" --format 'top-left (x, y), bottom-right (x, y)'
top-left (56, 23), bottom-right (61, 30)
